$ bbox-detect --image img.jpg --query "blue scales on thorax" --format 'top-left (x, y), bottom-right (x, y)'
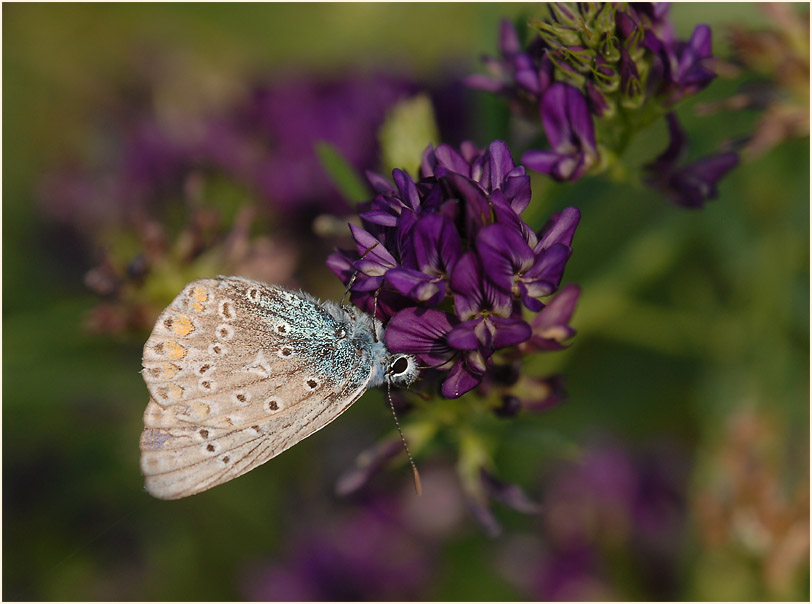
top-left (255, 287), bottom-right (383, 390)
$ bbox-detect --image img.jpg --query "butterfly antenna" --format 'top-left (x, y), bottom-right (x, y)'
top-left (371, 286), bottom-right (381, 343)
top-left (340, 241), bottom-right (380, 307)
top-left (387, 381), bottom-right (422, 496)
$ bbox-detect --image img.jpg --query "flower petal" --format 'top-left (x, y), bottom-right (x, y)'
top-left (441, 359), bottom-right (483, 398)
top-left (349, 224), bottom-right (397, 270)
top-left (393, 169), bottom-right (420, 211)
top-left (498, 19), bottom-right (521, 56)
top-left (463, 73), bottom-right (505, 93)
top-left (536, 207), bottom-right (581, 251)
top-left (447, 319), bottom-right (482, 351)
top-left (477, 223), bottom-right (535, 293)
top-left (384, 307), bottom-right (458, 366)
top-left (489, 316), bottom-right (532, 349)
top-left (501, 172), bottom-right (531, 214)
top-left (442, 172), bottom-right (490, 234)
top-left (667, 152), bottom-right (739, 208)
top-left (483, 140), bottom-right (515, 192)
top-left (326, 250), bottom-right (354, 283)
top-left (385, 267), bottom-right (445, 305)
top-left (433, 144), bottom-right (471, 177)
top-left (365, 170), bottom-right (395, 194)
top-left (412, 213), bottom-right (462, 275)
top-left (525, 284), bottom-right (580, 351)
top-left (449, 251), bottom-right (483, 319)
top-left (520, 149), bottom-right (569, 175)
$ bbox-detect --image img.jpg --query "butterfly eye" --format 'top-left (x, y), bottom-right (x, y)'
top-left (391, 356), bottom-right (409, 375)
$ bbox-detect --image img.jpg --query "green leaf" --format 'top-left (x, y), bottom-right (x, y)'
top-left (315, 141), bottom-right (370, 204)
top-left (379, 93), bottom-right (440, 177)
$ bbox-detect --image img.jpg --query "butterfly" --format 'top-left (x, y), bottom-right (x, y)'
top-left (139, 276), bottom-right (419, 500)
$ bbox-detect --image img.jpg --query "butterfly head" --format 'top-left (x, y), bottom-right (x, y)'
top-left (386, 353), bottom-right (419, 388)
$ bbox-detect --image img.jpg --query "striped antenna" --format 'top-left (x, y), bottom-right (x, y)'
top-left (387, 381), bottom-right (422, 496)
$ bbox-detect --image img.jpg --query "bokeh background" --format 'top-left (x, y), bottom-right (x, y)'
top-left (3, 3), bottom-right (809, 601)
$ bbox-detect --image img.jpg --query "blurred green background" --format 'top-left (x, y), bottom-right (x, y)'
top-left (3, 3), bottom-right (809, 601)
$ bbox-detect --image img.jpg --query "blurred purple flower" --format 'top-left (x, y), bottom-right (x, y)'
top-left (39, 70), bottom-right (417, 335)
top-left (530, 436), bottom-right (689, 600)
top-left (696, 4), bottom-right (810, 159)
top-left (645, 113), bottom-right (739, 208)
top-left (335, 436), bottom-right (404, 497)
top-left (510, 374), bottom-right (568, 414)
top-left (218, 74), bottom-right (418, 217)
top-left (329, 140), bottom-right (580, 398)
top-left (41, 71), bottom-right (417, 238)
top-left (242, 498), bottom-right (434, 601)
top-left (467, 468), bottom-right (542, 538)
top-left (646, 22), bottom-right (717, 105)
top-left (536, 544), bottom-right (613, 601)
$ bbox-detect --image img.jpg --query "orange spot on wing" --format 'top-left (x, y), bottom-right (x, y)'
top-left (161, 363), bottom-right (181, 379)
top-left (191, 287), bottom-right (209, 302)
top-left (172, 315), bottom-right (194, 336)
top-left (164, 341), bottom-right (187, 360)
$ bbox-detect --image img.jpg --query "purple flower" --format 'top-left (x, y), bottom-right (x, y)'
top-left (645, 113), bottom-right (739, 208)
top-left (242, 497), bottom-right (435, 601)
top-left (335, 437), bottom-right (404, 496)
top-left (533, 437), bottom-right (689, 599)
top-left (536, 545), bottom-right (612, 601)
top-left (329, 140), bottom-right (580, 398)
top-left (468, 5), bottom-right (727, 193)
top-left (468, 468), bottom-right (542, 538)
top-left (521, 83), bottom-right (599, 181)
top-left (646, 23), bottom-right (716, 105)
top-left (226, 74), bottom-right (418, 215)
top-left (464, 20), bottom-right (553, 120)
top-left (516, 374), bottom-right (568, 412)
top-left (41, 71), bottom-right (417, 234)
top-left (490, 436), bottom-right (689, 600)
top-left (523, 284), bottom-right (581, 351)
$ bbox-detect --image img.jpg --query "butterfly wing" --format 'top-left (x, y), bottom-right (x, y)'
top-left (140, 277), bottom-right (374, 500)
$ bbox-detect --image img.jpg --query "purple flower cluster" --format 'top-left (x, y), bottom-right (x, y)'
top-left (243, 469), bottom-right (467, 601)
top-left (534, 438), bottom-right (688, 600)
top-left (328, 140), bottom-right (580, 398)
top-left (40, 73), bottom-right (416, 235)
top-left (242, 497), bottom-right (435, 601)
top-left (467, 4), bottom-right (737, 207)
top-left (493, 436), bottom-right (689, 600)
top-left (206, 74), bottom-right (418, 218)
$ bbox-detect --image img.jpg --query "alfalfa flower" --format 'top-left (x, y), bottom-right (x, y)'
top-left (644, 113), bottom-right (739, 208)
top-left (468, 4), bottom-right (738, 205)
top-left (329, 140), bottom-right (580, 399)
top-left (328, 140), bottom-right (580, 533)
